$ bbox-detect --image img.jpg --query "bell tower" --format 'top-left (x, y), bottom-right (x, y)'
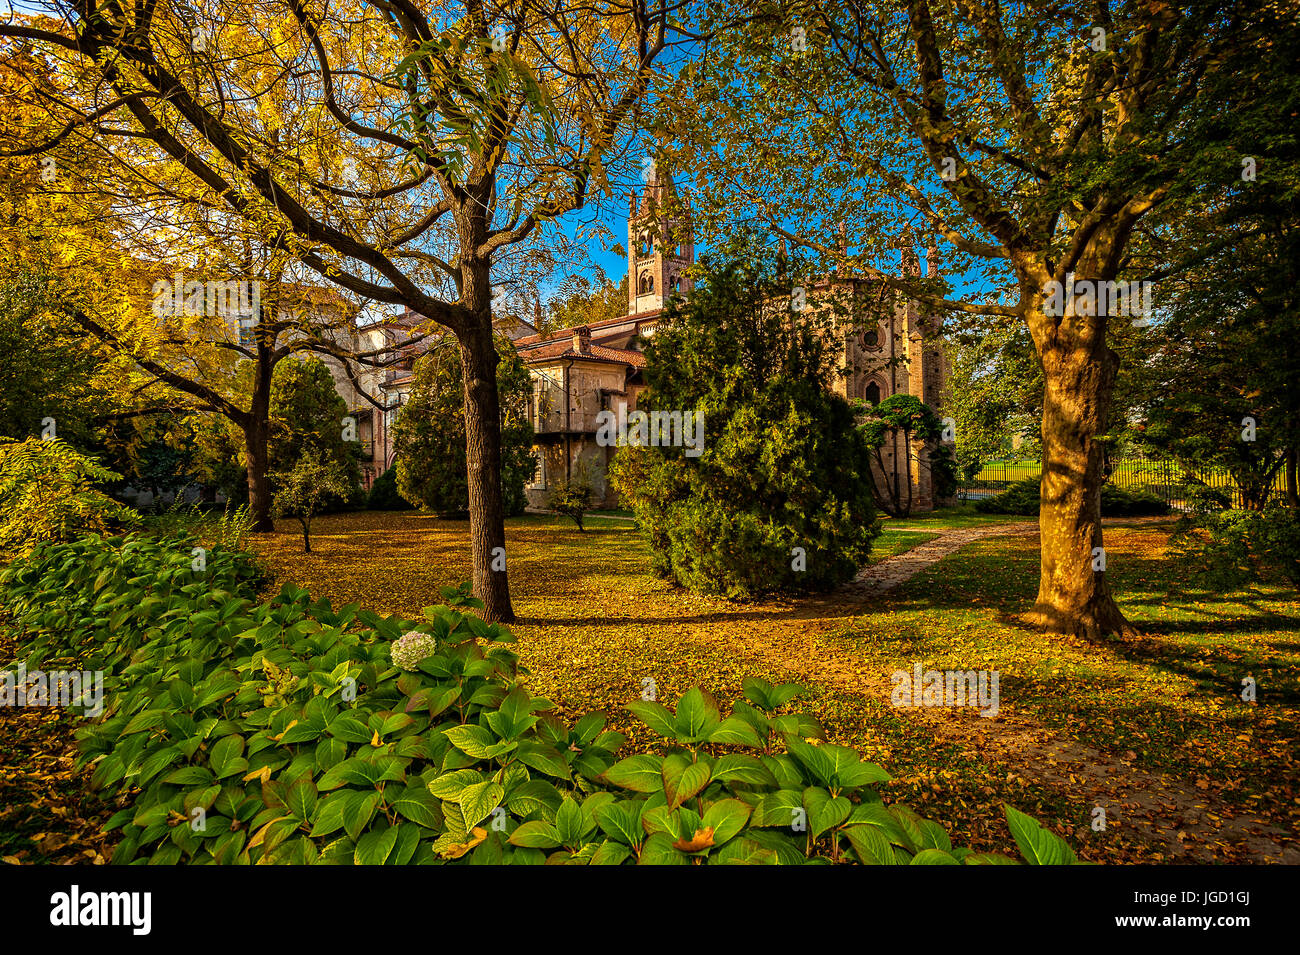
top-left (627, 166), bottom-right (693, 315)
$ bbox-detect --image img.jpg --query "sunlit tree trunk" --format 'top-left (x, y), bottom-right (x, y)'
top-left (459, 255), bottom-right (514, 623)
top-left (1023, 255), bottom-right (1134, 639)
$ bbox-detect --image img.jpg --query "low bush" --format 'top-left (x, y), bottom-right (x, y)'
top-left (547, 467), bottom-right (595, 532)
top-left (2, 534), bottom-right (1082, 865)
top-left (975, 478), bottom-right (1171, 517)
top-left (1169, 503), bottom-right (1300, 592)
top-left (366, 466), bottom-right (412, 511)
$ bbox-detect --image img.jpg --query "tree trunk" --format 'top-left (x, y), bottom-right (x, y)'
top-left (1286, 447), bottom-right (1298, 509)
top-left (1023, 266), bottom-right (1136, 640)
top-left (459, 263), bottom-right (515, 623)
top-left (244, 338), bottom-right (276, 532)
top-left (244, 418), bottom-right (274, 531)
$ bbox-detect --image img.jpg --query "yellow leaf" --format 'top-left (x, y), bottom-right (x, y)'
top-left (440, 827), bottom-right (488, 859)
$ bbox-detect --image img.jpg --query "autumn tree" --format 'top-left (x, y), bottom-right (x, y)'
top-left (5, 1), bottom-right (681, 621)
top-left (1, 0), bottom-right (675, 621)
top-left (664, 0), bottom-right (1285, 637)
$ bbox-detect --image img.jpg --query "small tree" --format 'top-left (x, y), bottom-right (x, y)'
top-left (548, 462), bottom-right (595, 532)
top-left (855, 395), bottom-right (945, 519)
top-left (272, 452), bottom-right (350, 554)
top-left (394, 339), bottom-right (533, 518)
top-left (269, 356), bottom-right (362, 506)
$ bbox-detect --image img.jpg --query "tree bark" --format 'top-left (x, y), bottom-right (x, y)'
top-left (244, 417), bottom-right (274, 532)
top-left (244, 350), bottom-right (275, 532)
top-left (458, 261), bottom-right (514, 623)
top-left (1286, 447), bottom-right (1298, 509)
top-left (1023, 265), bottom-right (1136, 640)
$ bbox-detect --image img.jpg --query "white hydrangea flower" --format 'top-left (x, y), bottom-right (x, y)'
top-left (390, 630), bottom-right (438, 671)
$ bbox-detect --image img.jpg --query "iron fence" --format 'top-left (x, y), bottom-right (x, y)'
top-left (959, 457), bottom-right (1286, 509)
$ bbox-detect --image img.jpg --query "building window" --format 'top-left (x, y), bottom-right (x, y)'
top-left (638, 232), bottom-right (653, 257)
top-left (861, 325), bottom-right (881, 349)
top-left (639, 272), bottom-right (654, 295)
top-left (669, 273), bottom-right (681, 293)
top-left (864, 381), bottom-right (881, 405)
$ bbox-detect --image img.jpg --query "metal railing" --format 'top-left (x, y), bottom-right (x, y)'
top-left (960, 457), bottom-right (1286, 509)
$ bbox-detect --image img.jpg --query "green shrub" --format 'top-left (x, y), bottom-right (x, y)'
top-left (2, 534), bottom-right (1082, 865)
top-left (366, 466), bottom-right (411, 511)
top-left (610, 259), bottom-right (879, 598)
top-left (548, 465), bottom-right (595, 531)
top-left (1170, 504), bottom-right (1300, 592)
top-left (974, 478), bottom-right (1170, 517)
top-left (0, 437), bottom-right (139, 558)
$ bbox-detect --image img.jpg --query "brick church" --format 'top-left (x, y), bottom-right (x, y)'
top-left (365, 168), bottom-right (950, 511)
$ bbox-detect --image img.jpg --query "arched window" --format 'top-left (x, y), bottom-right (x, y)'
top-left (639, 271), bottom-right (654, 294)
top-left (638, 232), bottom-right (653, 257)
top-left (669, 273), bottom-right (681, 294)
top-left (864, 381), bottom-right (882, 405)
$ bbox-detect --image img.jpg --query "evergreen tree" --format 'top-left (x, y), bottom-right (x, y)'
top-left (611, 257), bottom-right (879, 598)
top-left (394, 338), bottom-right (534, 518)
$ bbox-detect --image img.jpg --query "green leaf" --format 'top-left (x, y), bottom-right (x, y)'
top-left (910, 848), bottom-right (961, 864)
top-left (625, 699), bottom-right (678, 739)
top-left (710, 754), bottom-right (778, 788)
top-left (637, 831), bottom-right (689, 865)
top-left (355, 825), bottom-right (399, 865)
top-left (707, 716), bottom-right (764, 747)
top-left (673, 688), bottom-right (721, 741)
top-left (343, 791), bottom-right (382, 842)
top-left (161, 765), bottom-right (214, 786)
top-left (701, 798), bottom-right (751, 846)
top-left (842, 824), bottom-right (900, 864)
top-left (750, 789), bottom-right (804, 828)
top-left (599, 755), bottom-right (663, 793)
top-left (427, 768), bottom-right (482, 801)
top-left (555, 797), bottom-right (591, 845)
top-left (459, 781), bottom-right (504, 829)
top-left (589, 840), bottom-right (632, 865)
top-left (209, 735), bottom-right (248, 780)
top-left (1004, 805), bottom-right (1078, 865)
top-left (514, 741), bottom-right (570, 778)
top-left (508, 820), bottom-right (562, 849)
top-left (310, 790), bottom-right (354, 838)
top-left (661, 754), bottom-right (712, 810)
top-left (804, 788), bottom-right (852, 839)
top-left (595, 800), bottom-right (646, 848)
top-left (784, 735), bottom-right (886, 790)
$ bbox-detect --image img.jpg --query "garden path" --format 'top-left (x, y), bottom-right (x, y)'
top-left (720, 518), bottom-right (1299, 864)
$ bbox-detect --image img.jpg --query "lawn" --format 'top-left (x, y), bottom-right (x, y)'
top-left (878, 503), bottom-right (1026, 530)
top-left (248, 509), bottom-right (1300, 864)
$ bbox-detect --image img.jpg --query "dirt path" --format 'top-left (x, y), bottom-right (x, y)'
top-left (724, 518), bottom-right (1298, 864)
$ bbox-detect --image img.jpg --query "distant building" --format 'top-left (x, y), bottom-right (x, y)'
top-left (361, 169), bottom-right (949, 510)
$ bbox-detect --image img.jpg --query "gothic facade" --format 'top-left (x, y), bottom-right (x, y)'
top-left (362, 170), bottom-right (950, 512)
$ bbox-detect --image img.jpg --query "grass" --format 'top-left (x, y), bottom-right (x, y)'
top-left (878, 503), bottom-right (1026, 529)
top-left (247, 509), bottom-right (1300, 863)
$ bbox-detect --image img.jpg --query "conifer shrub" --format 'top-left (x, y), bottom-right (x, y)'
top-left (610, 260), bottom-right (879, 598)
